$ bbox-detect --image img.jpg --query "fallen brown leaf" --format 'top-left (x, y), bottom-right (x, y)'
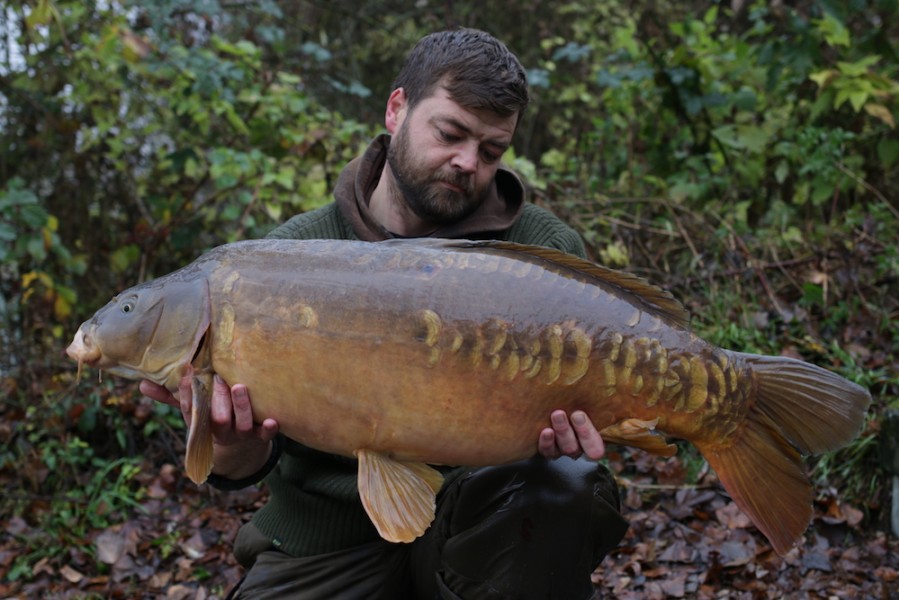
top-left (59, 564), bottom-right (84, 583)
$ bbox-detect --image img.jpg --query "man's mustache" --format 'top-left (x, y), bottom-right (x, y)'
top-left (433, 171), bottom-right (473, 195)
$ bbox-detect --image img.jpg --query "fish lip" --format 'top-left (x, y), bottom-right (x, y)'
top-left (66, 327), bottom-right (103, 365)
top-left (79, 355), bottom-right (101, 368)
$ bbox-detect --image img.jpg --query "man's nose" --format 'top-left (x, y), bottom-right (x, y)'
top-left (450, 142), bottom-right (479, 173)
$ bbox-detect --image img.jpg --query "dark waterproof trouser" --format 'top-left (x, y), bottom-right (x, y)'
top-left (228, 456), bottom-right (628, 600)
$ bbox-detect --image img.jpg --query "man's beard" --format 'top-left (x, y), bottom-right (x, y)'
top-left (386, 127), bottom-right (488, 226)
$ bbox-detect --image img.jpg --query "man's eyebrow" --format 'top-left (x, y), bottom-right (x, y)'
top-left (433, 116), bottom-right (511, 151)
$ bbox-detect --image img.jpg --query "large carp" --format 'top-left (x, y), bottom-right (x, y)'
top-left (66, 238), bottom-right (870, 554)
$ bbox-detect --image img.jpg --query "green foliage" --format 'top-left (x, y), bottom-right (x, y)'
top-left (2, 373), bottom-right (187, 582)
top-left (6, 421), bottom-right (142, 580)
top-left (0, 177), bottom-right (86, 353)
top-left (541, 1), bottom-right (898, 217)
top-left (2, 0), bottom-right (374, 329)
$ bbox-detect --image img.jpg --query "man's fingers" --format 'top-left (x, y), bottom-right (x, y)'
top-left (210, 375), bottom-right (233, 429)
top-left (538, 428), bottom-right (560, 459)
top-left (139, 380), bottom-right (176, 406)
top-left (178, 376), bottom-right (192, 424)
top-left (541, 410), bottom-right (606, 460)
top-left (571, 410), bottom-right (605, 460)
top-left (258, 418), bottom-right (280, 443)
top-left (551, 410), bottom-right (581, 456)
top-left (230, 383), bottom-right (254, 435)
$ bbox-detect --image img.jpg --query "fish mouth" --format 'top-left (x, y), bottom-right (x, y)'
top-left (66, 326), bottom-right (103, 381)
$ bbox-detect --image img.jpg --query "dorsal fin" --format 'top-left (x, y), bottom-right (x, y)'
top-left (446, 239), bottom-right (692, 329)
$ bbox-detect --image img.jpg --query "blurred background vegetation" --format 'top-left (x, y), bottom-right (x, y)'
top-left (1, 0), bottom-right (897, 589)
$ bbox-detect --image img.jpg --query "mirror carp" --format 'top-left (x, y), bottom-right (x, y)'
top-left (66, 238), bottom-right (871, 554)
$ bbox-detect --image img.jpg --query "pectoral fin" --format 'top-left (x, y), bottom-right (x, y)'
top-left (601, 418), bottom-right (677, 457)
top-left (355, 449), bottom-right (444, 543)
top-left (184, 371), bottom-right (215, 484)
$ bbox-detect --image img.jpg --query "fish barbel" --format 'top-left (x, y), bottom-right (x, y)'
top-left (65, 238), bottom-right (871, 553)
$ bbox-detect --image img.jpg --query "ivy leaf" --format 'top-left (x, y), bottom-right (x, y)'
top-left (712, 124), bottom-right (770, 153)
top-left (20, 204), bottom-right (49, 229)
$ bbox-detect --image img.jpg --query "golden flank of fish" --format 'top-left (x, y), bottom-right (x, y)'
top-left (66, 239), bottom-right (871, 554)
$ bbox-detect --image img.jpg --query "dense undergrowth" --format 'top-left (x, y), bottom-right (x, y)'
top-left (2, 0), bottom-right (897, 594)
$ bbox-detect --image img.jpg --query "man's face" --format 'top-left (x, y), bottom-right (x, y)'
top-left (386, 87), bottom-right (517, 226)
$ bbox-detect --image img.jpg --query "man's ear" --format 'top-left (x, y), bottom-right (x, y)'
top-left (385, 88), bottom-right (407, 134)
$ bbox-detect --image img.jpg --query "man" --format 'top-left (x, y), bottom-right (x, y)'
top-left (142, 28), bottom-right (628, 599)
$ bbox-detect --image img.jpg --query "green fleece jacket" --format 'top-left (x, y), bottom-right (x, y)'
top-left (249, 135), bottom-right (585, 557)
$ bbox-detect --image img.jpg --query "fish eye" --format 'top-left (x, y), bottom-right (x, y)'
top-left (121, 301), bottom-right (135, 314)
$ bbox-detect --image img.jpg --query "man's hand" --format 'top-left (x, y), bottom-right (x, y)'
top-left (538, 410), bottom-right (605, 460)
top-left (140, 376), bottom-right (279, 480)
top-left (140, 377), bottom-right (278, 446)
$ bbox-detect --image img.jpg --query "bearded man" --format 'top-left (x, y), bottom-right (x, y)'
top-left (143, 28), bottom-right (628, 600)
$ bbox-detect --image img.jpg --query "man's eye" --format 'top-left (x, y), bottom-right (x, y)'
top-left (481, 150), bottom-right (503, 164)
top-left (438, 129), bottom-right (459, 142)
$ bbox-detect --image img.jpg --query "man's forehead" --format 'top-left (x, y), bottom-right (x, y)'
top-left (419, 87), bottom-right (517, 140)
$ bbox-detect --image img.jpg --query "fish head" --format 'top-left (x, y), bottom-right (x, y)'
top-left (66, 276), bottom-right (211, 390)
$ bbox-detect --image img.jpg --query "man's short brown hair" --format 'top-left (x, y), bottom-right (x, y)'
top-left (392, 28), bottom-right (529, 124)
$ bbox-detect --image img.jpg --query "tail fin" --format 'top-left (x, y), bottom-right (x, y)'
top-left (698, 353), bottom-right (870, 555)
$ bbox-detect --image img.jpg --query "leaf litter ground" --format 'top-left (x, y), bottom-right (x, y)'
top-left (2, 444), bottom-right (896, 599)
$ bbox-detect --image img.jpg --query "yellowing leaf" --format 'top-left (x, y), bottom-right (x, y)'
top-left (54, 294), bottom-right (72, 320)
top-left (864, 103), bottom-right (896, 128)
top-left (600, 241), bottom-right (630, 268)
top-left (809, 70), bottom-right (838, 89)
top-left (264, 201), bottom-right (283, 221)
top-left (22, 270), bottom-right (53, 290)
top-left (782, 226), bottom-right (804, 244)
top-left (120, 30), bottom-right (152, 62)
top-left (21, 271), bottom-right (39, 289)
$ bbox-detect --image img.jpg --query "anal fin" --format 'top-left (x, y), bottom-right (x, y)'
top-left (355, 449), bottom-right (444, 543)
top-left (601, 418), bottom-right (677, 457)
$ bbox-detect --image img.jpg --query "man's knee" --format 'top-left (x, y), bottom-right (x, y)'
top-left (448, 456), bottom-right (622, 529)
top-left (233, 522), bottom-right (274, 570)
top-left (421, 456), bottom-right (628, 599)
